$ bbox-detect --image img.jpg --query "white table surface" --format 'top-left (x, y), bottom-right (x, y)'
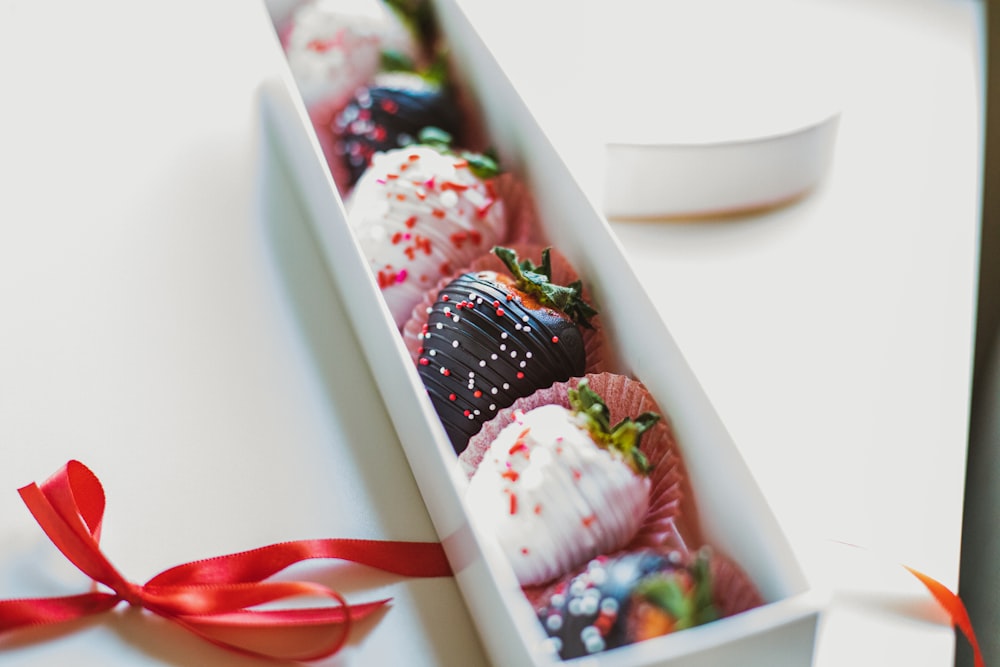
top-left (0, 0), bottom-right (983, 666)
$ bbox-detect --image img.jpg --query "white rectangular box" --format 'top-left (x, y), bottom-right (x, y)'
top-left (257, 1), bottom-right (822, 664)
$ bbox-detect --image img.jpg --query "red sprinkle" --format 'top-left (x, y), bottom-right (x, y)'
top-left (509, 493), bottom-right (518, 515)
top-left (449, 393), bottom-right (457, 401)
top-left (516, 371), bottom-right (525, 379)
top-left (405, 216), bottom-right (418, 228)
top-left (419, 358), bottom-right (430, 366)
top-left (582, 514), bottom-right (596, 527)
top-left (501, 470), bottom-right (519, 482)
top-left (473, 390), bottom-right (482, 398)
top-left (508, 441), bottom-right (529, 457)
top-left (495, 308), bottom-right (505, 317)
top-left (442, 368), bottom-right (451, 377)
top-left (534, 504), bottom-right (542, 515)
top-left (551, 336), bottom-right (560, 344)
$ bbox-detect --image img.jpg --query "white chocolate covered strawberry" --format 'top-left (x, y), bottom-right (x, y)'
top-left (282, 0), bottom-right (421, 108)
top-left (465, 380), bottom-right (657, 586)
top-left (346, 132), bottom-right (508, 327)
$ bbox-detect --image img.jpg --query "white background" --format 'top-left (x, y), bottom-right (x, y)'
top-left (0, 0), bottom-right (984, 666)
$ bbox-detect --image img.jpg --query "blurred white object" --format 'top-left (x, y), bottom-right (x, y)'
top-left (591, 0), bottom-right (841, 219)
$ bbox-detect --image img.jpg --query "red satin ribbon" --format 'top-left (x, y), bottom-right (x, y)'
top-left (0, 460), bottom-right (452, 661)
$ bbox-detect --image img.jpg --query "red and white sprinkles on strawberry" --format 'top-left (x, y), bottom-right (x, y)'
top-left (282, 0), bottom-right (421, 108)
top-left (346, 138), bottom-right (507, 327)
top-left (465, 381), bottom-right (657, 586)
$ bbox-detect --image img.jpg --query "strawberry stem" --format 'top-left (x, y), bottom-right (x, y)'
top-left (633, 549), bottom-right (718, 631)
top-left (493, 246), bottom-right (598, 329)
top-left (417, 128), bottom-right (501, 179)
top-left (567, 378), bottom-right (657, 474)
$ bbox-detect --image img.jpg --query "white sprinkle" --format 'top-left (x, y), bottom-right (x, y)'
top-left (503, 383), bottom-right (510, 390)
top-left (452, 340), bottom-right (460, 348)
top-left (464, 188), bottom-right (487, 208)
top-left (491, 387), bottom-right (498, 394)
top-left (522, 315), bottom-right (530, 323)
top-left (479, 360), bottom-right (487, 367)
top-left (436, 323), bottom-right (443, 330)
top-left (600, 598), bottom-right (618, 614)
top-left (500, 344), bottom-right (507, 351)
top-left (519, 361), bottom-right (526, 368)
top-left (583, 634), bottom-right (605, 654)
top-left (526, 352), bottom-right (533, 358)
top-left (452, 315), bottom-right (460, 323)
top-left (567, 598), bottom-right (584, 617)
top-left (491, 353), bottom-right (498, 360)
top-left (500, 332), bottom-right (508, 339)
top-left (510, 350), bottom-right (518, 358)
top-left (546, 614), bottom-right (563, 632)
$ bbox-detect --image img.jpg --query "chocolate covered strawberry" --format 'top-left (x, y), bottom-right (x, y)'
top-left (332, 69), bottom-right (462, 187)
top-left (534, 548), bottom-right (718, 659)
top-left (464, 379), bottom-right (656, 586)
top-left (346, 132), bottom-right (508, 328)
top-left (416, 246), bottom-right (597, 454)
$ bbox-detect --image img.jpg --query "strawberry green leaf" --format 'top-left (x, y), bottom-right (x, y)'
top-left (416, 128), bottom-right (502, 179)
top-left (633, 550), bottom-right (719, 631)
top-left (566, 378), bottom-right (657, 475)
top-left (493, 246), bottom-right (597, 328)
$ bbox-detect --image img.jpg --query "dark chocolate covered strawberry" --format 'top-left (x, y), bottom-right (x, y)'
top-left (534, 548), bottom-right (718, 660)
top-left (332, 69), bottom-right (461, 186)
top-left (416, 246), bottom-right (597, 454)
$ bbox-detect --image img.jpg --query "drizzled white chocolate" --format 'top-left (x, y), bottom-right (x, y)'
top-left (465, 404), bottom-right (650, 586)
top-left (347, 145), bottom-right (507, 327)
top-left (283, 0), bottom-right (419, 107)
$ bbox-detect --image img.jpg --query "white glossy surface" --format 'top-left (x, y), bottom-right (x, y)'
top-left (460, 0), bottom-right (982, 665)
top-left (0, 1), bottom-right (983, 667)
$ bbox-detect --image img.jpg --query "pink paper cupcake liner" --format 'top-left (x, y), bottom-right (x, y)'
top-left (461, 373), bottom-right (700, 557)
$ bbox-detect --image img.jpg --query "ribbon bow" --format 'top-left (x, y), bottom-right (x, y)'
top-left (0, 460), bottom-right (452, 661)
